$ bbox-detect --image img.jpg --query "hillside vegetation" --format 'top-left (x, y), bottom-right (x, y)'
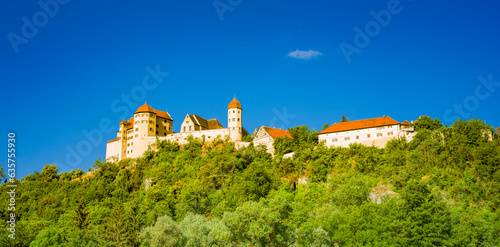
top-left (1, 117), bottom-right (500, 246)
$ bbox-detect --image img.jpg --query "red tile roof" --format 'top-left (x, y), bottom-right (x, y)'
top-left (228, 97), bottom-right (242, 110)
top-left (107, 138), bottom-right (120, 143)
top-left (125, 117), bottom-right (134, 129)
top-left (263, 126), bottom-right (292, 139)
top-left (136, 102), bottom-right (154, 113)
top-left (318, 116), bottom-right (400, 134)
top-left (401, 120), bottom-right (411, 125)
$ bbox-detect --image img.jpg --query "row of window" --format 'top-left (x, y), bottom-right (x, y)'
top-left (135, 113), bottom-right (154, 118)
top-left (331, 132), bottom-right (394, 142)
top-left (229, 110), bottom-right (241, 114)
top-left (229, 118), bottom-right (240, 122)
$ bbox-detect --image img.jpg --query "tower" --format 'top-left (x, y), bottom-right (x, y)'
top-left (118, 119), bottom-right (128, 160)
top-left (228, 96), bottom-right (242, 141)
top-left (133, 102), bottom-right (155, 157)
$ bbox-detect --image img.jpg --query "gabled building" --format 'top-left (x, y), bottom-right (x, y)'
top-left (253, 126), bottom-right (292, 154)
top-left (180, 114), bottom-right (224, 133)
top-left (318, 116), bottom-right (415, 148)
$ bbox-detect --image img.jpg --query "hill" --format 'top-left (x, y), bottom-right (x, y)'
top-left (1, 117), bottom-right (499, 246)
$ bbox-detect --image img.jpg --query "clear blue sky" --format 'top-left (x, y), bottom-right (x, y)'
top-left (1, 0), bottom-right (499, 179)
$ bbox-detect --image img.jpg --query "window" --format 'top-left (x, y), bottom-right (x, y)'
top-left (356, 136), bottom-right (359, 139)
top-left (156, 124), bottom-right (158, 127)
top-left (377, 133), bottom-right (382, 137)
top-left (367, 134), bottom-right (370, 138)
top-left (189, 126), bottom-right (192, 131)
top-left (388, 131), bottom-right (393, 136)
top-left (183, 127), bottom-right (186, 132)
top-left (131, 149), bottom-right (133, 153)
top-left (164, 126), bottom-right (166, 130)
top-left (237, 118), bottom-right (240, 122)
top-left (164, 133), bottom-right (167, 136)
top-left (238, 111), bottom-right (240, 113)
top-left (333, 138), bottom-right (338, 142)
top-left (150, 128), bottom-right (153, 131)
top-left (233, 127), bottom-right (235, 130)
top-left (135, 128), bottom-right (139, 131)
top-left (233, 110), bottom-right (235, 113)
top-left (228, 119), bottom-right (230, 122)
top-left (135, 134), bottom-right (138, 137)
top-left (127, 143), bottom-right (130, 146)
top-left (232, 118), bottom-right (235, 121)
top-left (345, 137), bottom-right (350, 141)
top-left (150, 121), bottom-right (153, 124)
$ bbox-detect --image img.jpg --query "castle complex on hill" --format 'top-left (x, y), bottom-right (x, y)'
top-left (106, 97), bottom-right (249, 162)
top-left (106, 97), bottom-right (416, 162)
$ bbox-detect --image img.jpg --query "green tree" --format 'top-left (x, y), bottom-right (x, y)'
top-left (413, 115), bottom-right (443, 131)
top-left (40, 164), bottom-right (59, 182)
top-left (341, 114), bottom-right (349, 122)
top-left (30, 227), bottom-right (66, 247)
top-left (322, 123), bottom-right (329, 131)
top-left (139, 215), bottom-right (183, 247)
top-left (73, 200), bottom-right (88, 230)
top-left (396, 180), bottom-right (452, 246)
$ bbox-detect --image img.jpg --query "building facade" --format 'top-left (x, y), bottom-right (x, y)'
top-left (106, 97), bottom-right (245, 162)
top-left (318, 116), bottom-right (415, 148)
top-left (253, 126), bottom-right (292, 154)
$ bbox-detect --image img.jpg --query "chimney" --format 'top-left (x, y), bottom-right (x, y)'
top-left (383, 115), bottom-right (386, 118)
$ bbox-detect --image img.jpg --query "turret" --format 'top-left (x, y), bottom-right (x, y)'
top-left (227, 97), bottom-right (242, 141)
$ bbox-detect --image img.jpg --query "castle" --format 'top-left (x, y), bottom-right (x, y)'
top-left (106, 97), bottom-right (417, 162)
top-left (106, 97), bottom-right (248, 162)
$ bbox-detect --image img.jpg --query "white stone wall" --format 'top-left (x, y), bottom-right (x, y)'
top-left (253, 127), bottom-right (276, 154)
top-left (319, 124), bottom-right (415, 148)
top-left (154, 128), bottom-right (231, 145)
top-left (106, 140), bottom-right (122, 161)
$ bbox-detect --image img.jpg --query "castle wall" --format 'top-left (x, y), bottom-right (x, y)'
top-left (106, 140), bottom-right (122, 161)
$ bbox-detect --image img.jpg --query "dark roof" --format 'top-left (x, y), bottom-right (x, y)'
top-left (207, 119), bottom-right (224, 129)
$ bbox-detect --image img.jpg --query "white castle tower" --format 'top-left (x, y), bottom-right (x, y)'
top-left (228, 96), bottom-right (242, 141)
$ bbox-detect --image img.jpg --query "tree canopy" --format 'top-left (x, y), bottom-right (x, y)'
top-left (1, 118), bottom-right (499, 246)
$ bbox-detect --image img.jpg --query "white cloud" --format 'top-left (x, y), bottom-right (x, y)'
top-left (287, 49), bottom-right (322, 60)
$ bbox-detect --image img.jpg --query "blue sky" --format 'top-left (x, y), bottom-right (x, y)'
top-left (1, 0), bottom-right (499, 179)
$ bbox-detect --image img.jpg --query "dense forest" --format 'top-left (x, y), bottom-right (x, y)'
top-left (1, 116), bottom-right (499, 246)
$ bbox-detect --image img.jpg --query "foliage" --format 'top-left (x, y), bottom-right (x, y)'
top-left (1, 118), bottom-right (500, 246)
